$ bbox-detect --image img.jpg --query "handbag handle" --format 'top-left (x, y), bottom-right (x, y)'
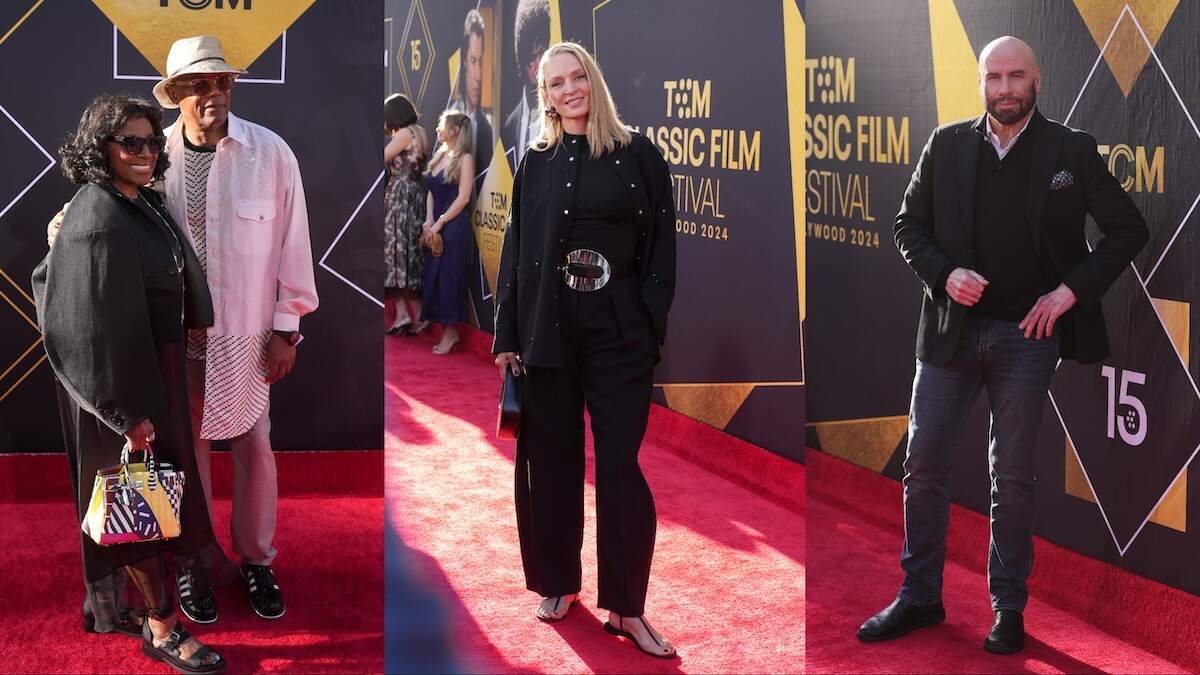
top-left (119, 441), bottom-right (158, 496)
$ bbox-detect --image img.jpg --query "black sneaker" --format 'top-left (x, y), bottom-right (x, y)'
top-left (176, 567), bottom-right (219, 624)
top-left (242, 564), bottom-right (286, 620)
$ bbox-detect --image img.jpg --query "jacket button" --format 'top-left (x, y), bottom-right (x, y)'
top-left (566, 182), bottom-right (572, 187)
top-left (569, 157), bottom-right (575, 162)
top-left (563, 209), bottom-right (570, 215)
top-left (560, 237), bottom-right (565, 243)
top-left (638, 209), bottom-right (644, 215)
top-left (615, 159), bottom-right (621, 165)
top-left (630, 183), bottom-right (636, 188)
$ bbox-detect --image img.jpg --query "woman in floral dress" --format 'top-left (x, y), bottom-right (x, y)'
top-left (383, 94), bottom-right (429, 335)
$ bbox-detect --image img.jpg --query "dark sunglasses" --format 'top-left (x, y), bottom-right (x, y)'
top-left (108, 135), bottom-right (166, 155)
top-left (172, 74), bottom-right (235, 98)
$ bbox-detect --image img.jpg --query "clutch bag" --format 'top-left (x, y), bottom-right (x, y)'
top-left (82, 442), bottom-right (185, 546)
top-left (428, 232), bottom-right (444, 257)
top-left (497, 367), bottom-right (521, 440)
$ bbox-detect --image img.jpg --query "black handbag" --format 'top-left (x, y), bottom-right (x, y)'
top-left (497, 367), bottom-right (521, 440)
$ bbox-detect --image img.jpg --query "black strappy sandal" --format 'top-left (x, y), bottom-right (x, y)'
top-left (604, 616), bottom-right (677, 659)
top-left (141, 621), bottom-right (226, 674)
top-left (535, 595), bottom-right (581, 623)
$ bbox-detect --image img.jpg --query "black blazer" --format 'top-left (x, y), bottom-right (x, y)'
top-left (895, 111), bottom-right (1148, 366)
top-left (493, 131), bottom-right (676, 367)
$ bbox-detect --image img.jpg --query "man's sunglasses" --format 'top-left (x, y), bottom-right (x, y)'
top-left (108, 135), bottom-right (166, 155)
top-left (170, 74), bottom-right (235, 98)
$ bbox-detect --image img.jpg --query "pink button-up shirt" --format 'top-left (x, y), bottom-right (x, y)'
top-left (161, 113), bottom-right (319, 335)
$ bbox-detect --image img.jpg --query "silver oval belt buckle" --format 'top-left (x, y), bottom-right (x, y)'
top-left (562, 249), bottom-right (611, 292)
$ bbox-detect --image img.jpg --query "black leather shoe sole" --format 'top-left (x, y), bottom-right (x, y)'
top-left (178, 598), bottom-right (219, 625)
top-left (856, 611), bottom-right (945, 642)
top-left (249, 601), bottom-right (286, 620)
top-left (983, 636), bottom-right (1025, 654)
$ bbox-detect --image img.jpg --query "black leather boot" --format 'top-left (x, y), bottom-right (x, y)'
top-left (983, 609), bottom-right (1025, 654)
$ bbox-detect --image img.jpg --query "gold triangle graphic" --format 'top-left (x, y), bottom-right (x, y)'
top-left (93, 0), bottom-right (315, 76)
top-left (928, 0), bottom-right (981, 125)
top-left (1074, 0), bottom-right (1180, 97)
top-left (1151, 297), bottom-right (1189, 369)
top-left (811, 415), bottom-right (908, 473)
top-left (661, 384), bottom-right (755, 430)
top-left (1065, 436), bottom-right (1185, 533)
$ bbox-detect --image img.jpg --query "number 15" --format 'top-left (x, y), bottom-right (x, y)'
top-left (1100, 366), bottom-right (1147, 446)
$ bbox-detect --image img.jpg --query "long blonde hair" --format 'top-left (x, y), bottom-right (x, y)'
top-left (426, 110), bottom-right (472, 184)
top-left (530, 42), bottom-right (631, 159)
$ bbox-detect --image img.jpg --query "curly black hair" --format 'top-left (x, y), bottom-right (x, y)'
top-left (59, 94), bottom-right (170, 186)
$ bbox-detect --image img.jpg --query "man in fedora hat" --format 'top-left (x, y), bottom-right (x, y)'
top-left (154, 35), bottom-right (319, 624)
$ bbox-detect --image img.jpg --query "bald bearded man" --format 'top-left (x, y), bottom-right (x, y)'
top-left (856, 37), bottom-right (1147, 653)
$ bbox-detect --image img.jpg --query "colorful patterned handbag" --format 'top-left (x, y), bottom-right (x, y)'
top-left (82, 442), bottom-right (185, 546)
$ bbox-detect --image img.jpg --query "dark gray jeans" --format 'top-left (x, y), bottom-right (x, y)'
top-left (899, 315), bottom-right (1059, 612)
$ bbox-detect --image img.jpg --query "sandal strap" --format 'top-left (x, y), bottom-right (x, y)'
top-left (636, 616), bottom-right (664, 648)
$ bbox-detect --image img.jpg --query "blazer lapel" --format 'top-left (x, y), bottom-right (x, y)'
top-left (1026, 111), bottom-right (1060, 253)
top-left (955, 116), bottom-right (984, 252)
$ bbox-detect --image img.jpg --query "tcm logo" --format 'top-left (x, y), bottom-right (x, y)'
top-left (1098, 144), bottom-right (1164, 194)
top-left (663, 79), bottom-right (711, 120)
top-left (806, 56), bottom-right (855, 104)
top-left (158, 0), bottom-right (253, 8)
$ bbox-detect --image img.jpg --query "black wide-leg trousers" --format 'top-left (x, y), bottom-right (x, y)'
top-left (515, 277), bottom-right (659, 617)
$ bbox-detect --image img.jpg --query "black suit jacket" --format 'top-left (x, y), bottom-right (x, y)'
top-left (895, 110), bottom-right (1148, 366)
top-left (492, 131), bottom-right (676, 367)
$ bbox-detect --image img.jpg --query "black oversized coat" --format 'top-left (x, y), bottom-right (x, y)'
top-left (32, 183), bottom-right (216, 581)
top-left (895, 111), bottom-right (1149, 366)
top-left (492, 131), bottom-right (676, 367)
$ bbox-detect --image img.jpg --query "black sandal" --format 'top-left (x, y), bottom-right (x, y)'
top-left (535, 595), bottom-right (581, 623)
top-left (604, 616), bottom-right (677, 659)
top-left (141, 621), bottom-right (226, 674)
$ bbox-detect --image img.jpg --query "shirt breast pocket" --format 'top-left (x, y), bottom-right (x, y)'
top-left (234, 200), bottom-right (277, 250)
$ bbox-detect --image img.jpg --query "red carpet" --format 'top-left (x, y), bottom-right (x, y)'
top-left (807, 450), bottom-right (1193, 673)
top-left (385, 329), bottom-right (805, 673)
top-left (0, 453), bottom-right (384, 674)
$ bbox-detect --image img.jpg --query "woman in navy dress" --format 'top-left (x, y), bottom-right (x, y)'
top-left (419, 110), bottom-right (475, 354)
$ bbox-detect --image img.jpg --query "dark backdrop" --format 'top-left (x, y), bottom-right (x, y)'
top-left (806, 0), bottom-right (1200, 596)
top-left (0, 0), bottom-right (383, 451)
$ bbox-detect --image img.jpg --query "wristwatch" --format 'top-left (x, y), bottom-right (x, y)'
top-left (273, 330), bottom-right (301, 346)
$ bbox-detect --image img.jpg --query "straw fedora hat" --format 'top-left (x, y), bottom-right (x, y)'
top-left (152, 35), bottom-right (248, 109)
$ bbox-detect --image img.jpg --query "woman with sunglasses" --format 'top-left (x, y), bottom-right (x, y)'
top-left (34, 94), bottom-right (225, 674)
top-left (492, 42), bottom-right (677, 658)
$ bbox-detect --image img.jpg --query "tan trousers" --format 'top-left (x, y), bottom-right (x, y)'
top-left (186, 358), bottom-right (278, 567)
